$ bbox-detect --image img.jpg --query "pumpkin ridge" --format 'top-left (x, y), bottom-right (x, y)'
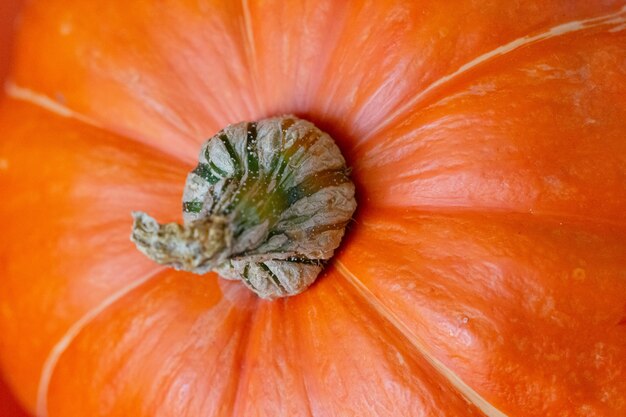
top-left (5, 82), bottom-right (102, 129)
top-left (359, 5), bottom-right (626, 149)
top-left (36, 267), bottom-right (168, 417)
top-left (333, 260), bottom-right (508, 417)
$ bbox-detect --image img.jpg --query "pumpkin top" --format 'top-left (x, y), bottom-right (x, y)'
top-left (2, 1), bottom-right (626, 417)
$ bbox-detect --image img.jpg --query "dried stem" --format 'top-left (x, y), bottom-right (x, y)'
top-left (131, 116), bottom-right (356, 299)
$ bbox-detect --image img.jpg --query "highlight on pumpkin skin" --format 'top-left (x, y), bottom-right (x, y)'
top-left (131, 116), bottom-right (356, 299)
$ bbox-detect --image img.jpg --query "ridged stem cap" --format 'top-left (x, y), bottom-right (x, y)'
top-left (131, 116), bottom-right (356, 299)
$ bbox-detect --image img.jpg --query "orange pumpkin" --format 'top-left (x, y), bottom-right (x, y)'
top-left (2, 1), bottom-right (626, 416)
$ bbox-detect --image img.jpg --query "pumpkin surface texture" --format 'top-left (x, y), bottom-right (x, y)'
top-left (0, 1), bottom-right (33, 416)
top-left (1, 1), bottom-right (626, 416)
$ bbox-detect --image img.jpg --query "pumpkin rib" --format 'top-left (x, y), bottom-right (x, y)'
top-left (45, 273), bottom-right (258, 417)
top-left (333, 261), bottom-right (508, 417)
top-left (338, 208), bottom-right (626, 416)
top-left (229, 299), bottom-right (317, 417)
top-left (36, 266), bottom-right (168, 417)
top-left (5, 82), bottom-right (103, 129)
top-left (276, 270), bottom-right (488, 417)
top-left (358, 4), bottom-right (626, 149)
top-left (0, 97), bottom-right (190, 411)
top-left (350, 21), bottom-right (626, 226)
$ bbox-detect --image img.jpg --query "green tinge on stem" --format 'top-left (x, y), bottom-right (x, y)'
top-left (130, 116), bottom-right (357, 300)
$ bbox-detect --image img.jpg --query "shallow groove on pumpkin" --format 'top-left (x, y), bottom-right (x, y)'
top-left (5, 82), bottom-right (102, 128)
top-left (361, 4), bottom-right (626, 147)
top-left (334, 261), bottom-right (509, 417)
top-left (36, 267), bottom-right (168, 417)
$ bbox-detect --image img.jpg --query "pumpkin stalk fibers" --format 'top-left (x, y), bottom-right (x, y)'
top-left (131, 116), bottom-right (357, 299)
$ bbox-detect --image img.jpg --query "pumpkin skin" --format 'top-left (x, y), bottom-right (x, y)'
top-left (1, 0), bottom-right (626, 416)
top-left (0, 1), bottom-right (32, 416)
top-left (0, 376), bottom-right (29, 417)
top-left (0, 0), bottom-right (23, 83)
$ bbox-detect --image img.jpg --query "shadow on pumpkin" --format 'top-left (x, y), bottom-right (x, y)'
top-left (1, 0), bottom-right (31, 416)
top-left (0, 375), bottom-right (30, 417)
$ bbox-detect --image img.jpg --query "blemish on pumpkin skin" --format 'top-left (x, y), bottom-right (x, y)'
top-left (55, 92), bottom-right (66, 105)
top-left (572, 268), bottom-right (586, 281)
top-left (0, 159), bottom-right (8, 171)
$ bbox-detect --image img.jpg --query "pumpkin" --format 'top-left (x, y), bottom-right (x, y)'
top-left (1, 0), bottom-right (626, 416)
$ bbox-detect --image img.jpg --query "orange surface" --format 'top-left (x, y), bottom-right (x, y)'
top-left (0, 0), bottom-right (31, 416)
top-left (0, 0), bottom-right (22, 81)
top-left (1, 1), bottom-right (626, 416)
top-left (0, 375), bottom-right (29, 417)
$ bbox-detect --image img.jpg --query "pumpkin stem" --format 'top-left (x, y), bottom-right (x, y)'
top-left (131, 212), bottom-right (231, 273)
top-left (130, 116), bottom-right (356, 299)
